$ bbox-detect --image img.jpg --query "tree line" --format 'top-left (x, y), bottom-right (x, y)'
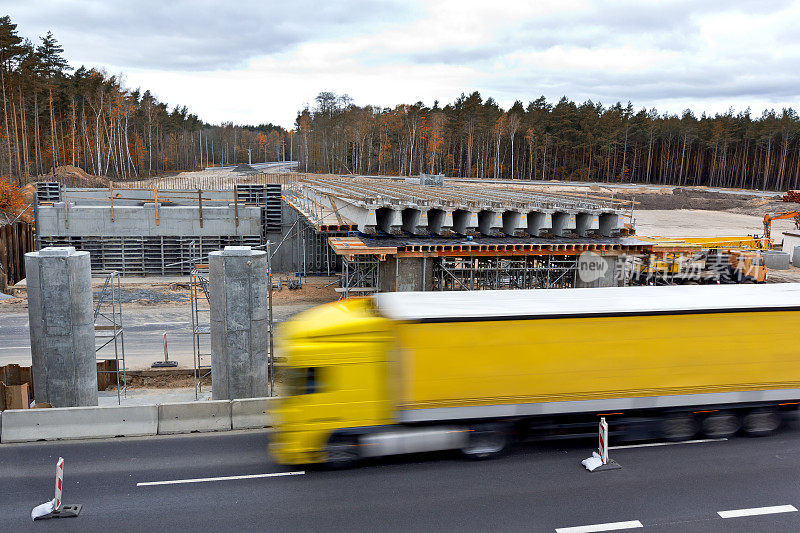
top-left (0, 16), bottom-right (292, 184)
top-left (297, 91), bottom-right (800, 191)
top-left (4, 13), bottom-right (800, 192)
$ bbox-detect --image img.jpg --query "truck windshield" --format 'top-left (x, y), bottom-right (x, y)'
top-left (283, 367), bottom-right (321, 395)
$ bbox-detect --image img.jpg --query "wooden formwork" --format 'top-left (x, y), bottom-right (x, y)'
top-left (0, 221), bottom-right (35, 291)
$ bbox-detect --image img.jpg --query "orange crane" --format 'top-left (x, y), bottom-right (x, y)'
top-left (763, 210), bottom-right (800, 240)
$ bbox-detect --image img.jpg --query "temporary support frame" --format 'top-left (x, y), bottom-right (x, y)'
top-left (190, 268), bottom-right (211, 399)
top-left (339, 255), bottom-right (381, 298)
top-left (94, 271), bottom-right (127, 404)
top-left (432, 255), bottom-right (583, 291)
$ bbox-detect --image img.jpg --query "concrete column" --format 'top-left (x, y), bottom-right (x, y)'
top-left (575, 254), bottom-right (622, 288)
top-left (209, 246), bottom-right (269, 400)
top-left (25, 246), bottom-right (97, 407)
top-left (379, 257), bottom-right (434, 292)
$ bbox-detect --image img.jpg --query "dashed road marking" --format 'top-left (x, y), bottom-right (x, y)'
top-left (717, 504), bottom-right (797, 518)
top-left (137, 471), bottom-right (305, 486)
top-left (610, 438), bottom-right (727, 450)
top-left (555, 520), bottom-right (643, 532)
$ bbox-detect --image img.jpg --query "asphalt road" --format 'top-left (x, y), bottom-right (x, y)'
top-left (0, 307), bottom-right (196, 369)
top-left (0, 302), bottom-right (316, 370)
top-left (4, 426), bottom-right (800, 532)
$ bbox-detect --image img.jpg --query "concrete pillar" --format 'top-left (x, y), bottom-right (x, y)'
top-left (575, 254), bottom-right (621, 288)
top-left (25, 246), bottom-right (97, 407)
top-left (379, 257), bottom-right (434, 292)
top-left (209, 246), bottom-right (269, 400)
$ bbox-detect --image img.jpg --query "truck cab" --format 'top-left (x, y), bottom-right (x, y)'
top-left (270, 298), bottom-right (394, 465)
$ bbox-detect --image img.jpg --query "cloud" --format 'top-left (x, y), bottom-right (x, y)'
top-left (6, 0), bottom-right (414, 70)
top-left (6, 0), bottom-right (800, 127)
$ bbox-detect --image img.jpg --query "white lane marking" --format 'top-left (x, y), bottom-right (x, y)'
top-left (0, 346), bottom-right (31, 350)
top-left (717, 505), bottom-right (797, 518)
top-left (555, 520), bottom-right (643, 533)
top-left (137, 471), bottom-right (304, 486)
top-left (610, 438), bottom-right (726, 450)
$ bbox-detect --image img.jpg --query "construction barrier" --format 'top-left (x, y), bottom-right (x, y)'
top-left (0, 405), bottom-right (158, 443)
top-left (157, 400), bottom-right (232, 434)
top-left (31, 457), bottom-right (82, 521)
top-left (231, 397), bottom-right (278, 429)
top-left (1, 398), bottom-right (280, 443)
top-left (54, 457), bottom-right (63, 510)
top-left (599, 417), bottom-right (609, 464)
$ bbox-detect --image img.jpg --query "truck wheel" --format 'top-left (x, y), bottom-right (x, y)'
top-left (701, 412), bottom-right (740, 438)
top-left (661, 415), bottom-right (698, 441)
top-left (742, 409), bottom-right (780, 437)
top-left (461, 424), bottom-right (508, 460)
top-left (324, 437), bottom-right (359, 469)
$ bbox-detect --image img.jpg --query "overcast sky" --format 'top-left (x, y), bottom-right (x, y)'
top-left (6, 0), bottom-right (800, 128)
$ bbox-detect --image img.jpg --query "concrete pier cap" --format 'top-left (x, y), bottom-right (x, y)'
top-left (208, 245), bottom-right (269, 400)
top-left (25, 246), bottom-right (98, 407)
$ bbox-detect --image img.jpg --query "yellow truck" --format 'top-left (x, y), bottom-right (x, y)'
top-left (272, 284), bottom-right (800, 466)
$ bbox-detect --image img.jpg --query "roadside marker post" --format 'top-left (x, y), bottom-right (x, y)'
top-left (581, 417), bottom-right (622, 472)
top-left (55, 457), bottom-right (63, 510)
top-left (31, 457), bottom-right (82, 521)
top-left (152, 331), bottom-right (178, 368)
top-left (599, 417), bottom-right (609, 464)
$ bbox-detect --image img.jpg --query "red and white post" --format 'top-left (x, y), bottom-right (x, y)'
top-left (54, 457), bottom-right (64, 511)
top-left (163, 332), bottom-right (169, 363)
top-left (598, 417), bottom-right (609, 465)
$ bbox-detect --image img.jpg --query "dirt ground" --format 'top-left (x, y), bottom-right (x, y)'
top-left (496, 181), bottom-right (798, 237)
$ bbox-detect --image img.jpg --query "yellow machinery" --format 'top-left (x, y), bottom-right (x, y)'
top-left (632, 236), bottom-right (769, 284)
top-left (272, 284), bottom-right (800, 466)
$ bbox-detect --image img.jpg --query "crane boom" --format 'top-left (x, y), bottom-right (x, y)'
top-left (763, 211), bottom-right (800, 240)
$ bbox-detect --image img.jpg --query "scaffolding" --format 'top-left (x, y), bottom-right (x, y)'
top-left (433, 255), bottom-right (582, 291)
top-left (340, 255), bottom-right (381, 298)
top-left (190, 268), bottom-right (211, 399)
top-left (94, 271), bottom-right (127, 404)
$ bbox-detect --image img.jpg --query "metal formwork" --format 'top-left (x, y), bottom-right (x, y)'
top-left (297, 218), bottom-right (346, 276)
top-left (36, 182), bottom-right (62, 202)
top-left (40, 235), bottom-right (262, 275)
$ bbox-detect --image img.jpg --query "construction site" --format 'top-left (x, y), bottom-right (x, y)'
top-left (2, 165), bottom-right (800, 416)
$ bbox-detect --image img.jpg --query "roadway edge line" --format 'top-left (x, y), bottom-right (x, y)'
top-left (555, 519), bottom-right (643, 532)
top-left (610, 438), bottom-right (727, 450)
top-left (717, 504), bottom-right (798, 518)
top-left (137, 471), bottom-right (305, 486)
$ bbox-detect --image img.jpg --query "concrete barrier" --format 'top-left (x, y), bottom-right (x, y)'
top-left (158, 400), bottom-right (232, 434)
top-left (231, 397), bottom-right (278, 429)
top-left (0, 405), bottom-right (158, 443)
top-left (763, 250), bottom-right (791, 270)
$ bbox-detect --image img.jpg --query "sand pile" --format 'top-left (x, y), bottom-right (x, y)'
top-left (45, 165), bottom-right (108, 186)
top-left (233, 163), bottom-right (256, 173)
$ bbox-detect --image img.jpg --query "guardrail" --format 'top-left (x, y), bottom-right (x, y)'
top-left (0, 397), bottom-right (279, 444)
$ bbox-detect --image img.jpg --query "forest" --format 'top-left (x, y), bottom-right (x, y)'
top-left (0, 16), bottom-right (291, 184)
top-left (297, 92), bottom-right (800, 191)
top-left (3, 13), bottom-right (800, 192)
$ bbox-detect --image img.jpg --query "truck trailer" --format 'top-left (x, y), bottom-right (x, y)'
top-left (271, 283), bottom-right (800, 466)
